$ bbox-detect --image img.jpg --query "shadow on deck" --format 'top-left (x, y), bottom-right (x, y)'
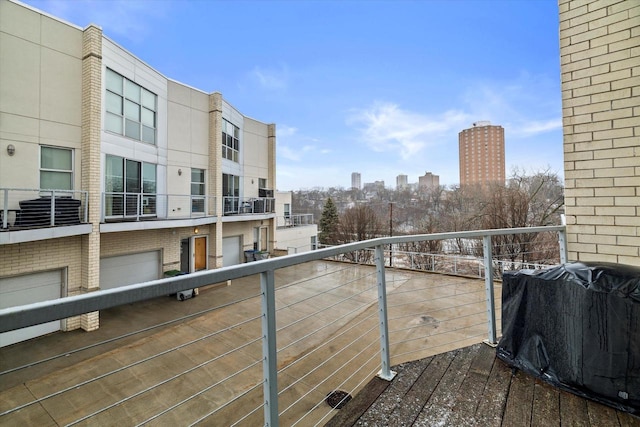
top-left (326, 343), bottom-right (640, 427)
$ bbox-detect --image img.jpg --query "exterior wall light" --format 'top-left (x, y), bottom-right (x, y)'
top-left (194, 227), bottom-right (199, 234)
top-left (7, 144), bottom-right (15, 156)
top-left (178, 168), bottom-right (182, 176)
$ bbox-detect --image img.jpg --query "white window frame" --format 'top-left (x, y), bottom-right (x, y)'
top-left (222, 120), bottom-right (239, 162)
top-left (191, 168), bottom-right (206, 214)
top-left (40, 146), bottom-right (73, 191)
top-left (105, 68), bottom-right (157, 144)
top-left (104, 155), bottom-right (157, 218)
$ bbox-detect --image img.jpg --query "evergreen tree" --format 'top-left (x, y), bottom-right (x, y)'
top-left (319, 197), bottom-right (339, 244)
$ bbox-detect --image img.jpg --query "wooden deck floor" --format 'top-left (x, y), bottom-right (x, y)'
top-left (326, 343), bottom-right (640, 427)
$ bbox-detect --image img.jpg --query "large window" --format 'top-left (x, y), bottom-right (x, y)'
top-left (223, 173), bottom-right (240, 214)
top-left (105, 68), bottom-right (157, 144)
top-left (40, 146), bottom-right (73, 190)
top-left (222, 120), bottom-right (239, 162)
top-left (105, 155), bottom-right (157, 217)
top-left (191, 168), bottom-right (205, 214)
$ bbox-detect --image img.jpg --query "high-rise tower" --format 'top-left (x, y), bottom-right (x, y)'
top-left (351, 172), bottom-right (361, 190)
top-left (458, 121), bottom-right (505, 186)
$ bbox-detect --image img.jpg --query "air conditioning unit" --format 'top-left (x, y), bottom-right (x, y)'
top-left (177, 289), bottom-right (195, 301)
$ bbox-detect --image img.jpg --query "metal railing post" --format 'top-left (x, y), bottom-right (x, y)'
top-left (50, 190), bottom-right (56, 226)
top-left (2, 189), bottom-right (8, 228)
top-left (558, 229), bottom-right (568, 264)
top-left (261, 269), bottom-right (279, 427)
top-left (375, 245), bottom-right (396, 381)
top-left (483, 235), bottom-right (498, 345)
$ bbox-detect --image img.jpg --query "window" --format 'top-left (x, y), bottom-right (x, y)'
top-left (222, 120), bottom-right (239, 162)
top-left (223, 173), bottom-right (240, 213)
top-left (105, 155), bottom-right (157, 217)
top-left (105, 68), bottom-right (157, 144)
top-left (259, 178), bottom-right (267, 189)
top-left (40, 146), bottom-right (73, 190)
top-left (191, 168), bottom-right (205, 214)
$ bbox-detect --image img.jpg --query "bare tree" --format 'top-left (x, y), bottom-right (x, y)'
top-left (337, 205), bottom-right (384, 262)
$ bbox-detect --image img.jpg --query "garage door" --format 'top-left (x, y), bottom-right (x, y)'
top-left (0, 270), bottom-right (63, 347)
top-left (100, 251), bottom-right (161, 290)
top-left (223, 236), bottom-right (241, 266)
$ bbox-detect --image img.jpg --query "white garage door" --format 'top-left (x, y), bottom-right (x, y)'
top-left (100, 251), bottom-right (161, 290)
top-left (0, 270), bottom-right (63, 347)
top-left (223, 236), bottom-right (241, 266)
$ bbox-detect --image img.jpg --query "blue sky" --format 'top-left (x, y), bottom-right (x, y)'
top-left (25, 0), bottom-right (563, 191)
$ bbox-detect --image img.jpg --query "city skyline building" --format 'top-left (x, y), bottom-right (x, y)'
top-left (458, 121), bottom-right (505, 186)
top-left (396, 174), bottom-right (408, 190)
top-left (418, 172), bottom-right (440, 191)
top-left (351, 172), bottom-right (361, 190)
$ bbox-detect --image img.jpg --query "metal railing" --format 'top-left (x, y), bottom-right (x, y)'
top-left (223, 196), bottom-right (275, 215)
top-left (276, 214), bottom-right (314, 228)
top-left (102, 193), bottom-right (215, 221)
top-left (321, 235), bottom-right (561, 279)
top-left (1, 188), bottom-right (88, 229)
top-left (0, 225), bottom-right (566, 426)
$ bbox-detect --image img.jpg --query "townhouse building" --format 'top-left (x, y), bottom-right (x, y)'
top-left (0, 0), bottom-right (277, 345)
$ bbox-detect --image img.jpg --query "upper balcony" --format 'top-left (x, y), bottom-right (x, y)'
top-left (0, 188), bottom-right (91, 244)
top-left (275, 213), bottom-right (314, 228)
top-left (0, 188), bottom-right (277, 241)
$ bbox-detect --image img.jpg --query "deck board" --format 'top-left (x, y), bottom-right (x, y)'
top-left (474, 357), bottom-right (512, 427)
top-left (327, 343), bottom-right (640, 426)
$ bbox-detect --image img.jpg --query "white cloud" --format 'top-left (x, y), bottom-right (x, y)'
top-left (277, 125), bottom-right (298, 138)
top-left (347, 102), bottom-right (470, 160)
top-left (250, 64), bottom-right (289, 90)
top-left (276, 125), bottom-right (329, 162)
top-left (461, 73), bottom-right (562, 138)
top-left (514, 119), bottom-right (563, 136)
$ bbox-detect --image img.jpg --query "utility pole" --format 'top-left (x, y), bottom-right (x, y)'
top-left (389, 202), bottom-right (393, 267)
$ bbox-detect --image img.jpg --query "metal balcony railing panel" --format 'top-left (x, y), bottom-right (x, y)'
top-left (223, 196), bottom-right (276, 215)
top-left (102, 193), bottom-right (216, 221)
top-left (276, 213), bottom-right (314, 228)
top-left (1, 188), bottom-right (88, 230)
top-left (0, 225), bottom-right (567, 426)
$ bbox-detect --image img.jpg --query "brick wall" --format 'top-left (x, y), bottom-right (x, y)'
top-left (0, 237), bottom-right (82, 331)
top-left (80, 24), bottom-right (103, 331)
top-left (560, 0), bottom-right (640, 266)
top-left (100, 226), bottom-right (205, 271)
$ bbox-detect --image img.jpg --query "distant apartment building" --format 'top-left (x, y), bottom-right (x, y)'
top-left (396, 174), bottom-right (408, 190)
top-left (418, 171), bottom-right (440, 191)
top-left (363, 181), bottom-right (385, 193)
top-left (458, 121), bottom-right (505, 186)
top-left (351, 172), bottom-right (361, 190)
top-left (0, 0), bottom-right (278, 345)
top-left (559, 0), bottom-right (640, 266)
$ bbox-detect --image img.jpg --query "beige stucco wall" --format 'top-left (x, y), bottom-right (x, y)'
top-left (560, 0), bottom-right (640, 266)
top-left (243, 117), bottom-right (271, 198)
top-left (0, 0), bottom-right (83, 194)
top-left (166, 80), bottom-right (209, 210)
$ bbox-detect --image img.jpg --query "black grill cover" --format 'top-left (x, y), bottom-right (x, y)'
top-left (497, 262), bottom-right (640, 414)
